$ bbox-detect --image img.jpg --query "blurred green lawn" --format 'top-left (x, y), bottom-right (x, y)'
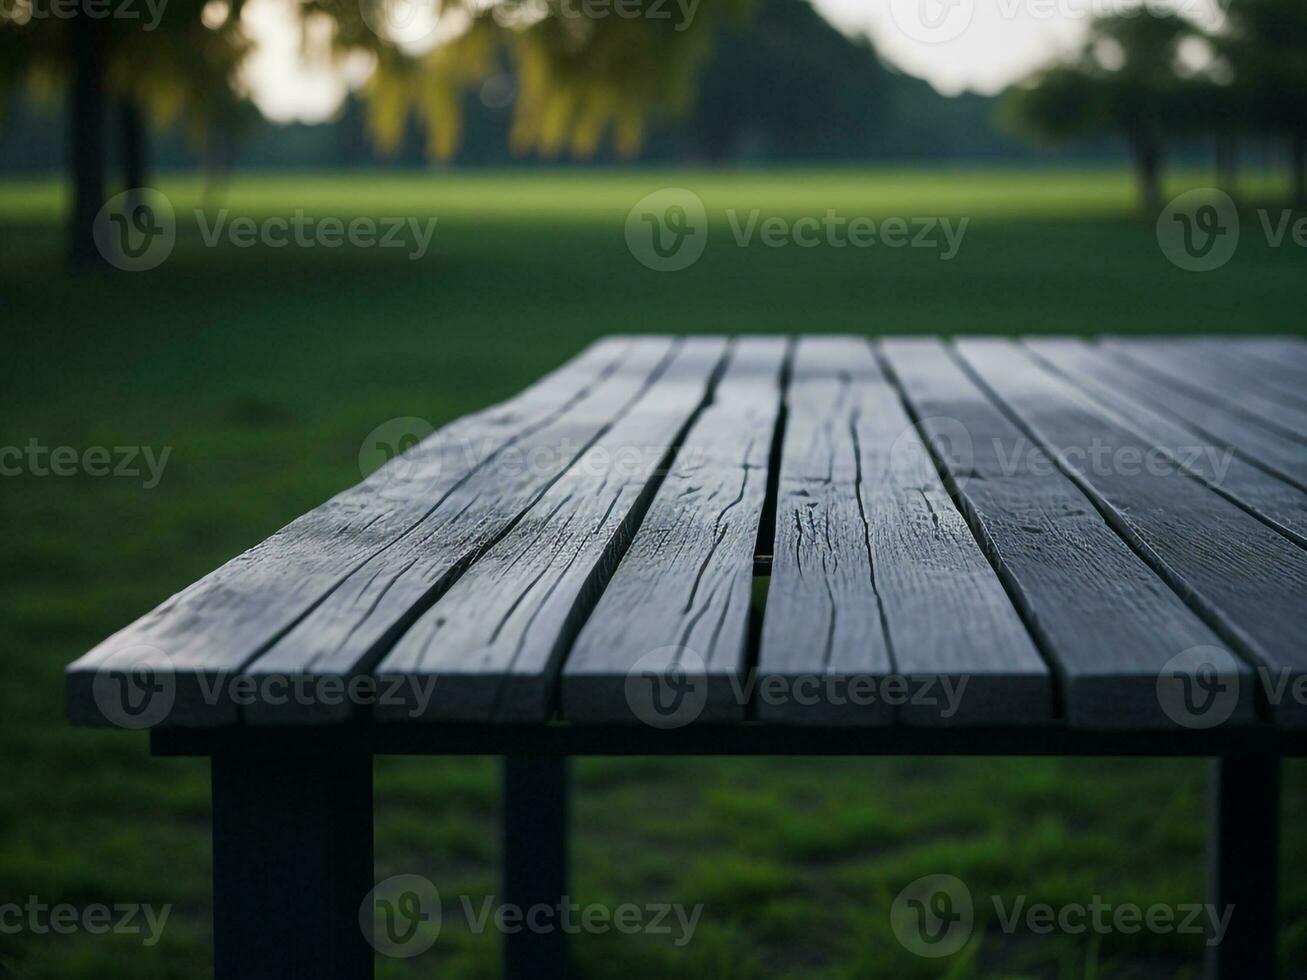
top-left (1, 168), bottom-right (1304, 979)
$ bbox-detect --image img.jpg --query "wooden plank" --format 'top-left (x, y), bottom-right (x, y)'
top-left (1173, 338), bottom-right (1307, 416)
top-left (1105, 339), bottom-right (1307, 442)
top-left (757, 337), bottom-right (1051, 726)
top-left (882, 337), bottom-right (1243, 730)
top-left (1048, 340), bottom-right (1307, 491)
top-left (1194, 340), bottom-right (1307, 410)
top-left (1025, 338), bottom-right (1307, 545)
top-left (1216, 337), bottom-right (1307, 374)
top-left (754, 339), bottom-right (894, 726)
top-left (560, 338), bottom-right (787, 725)
top-left (243, 336), bottom-right (697, 725)
top-left (65, 337), bottom-right (644, 726)
top-left (371, 338), bottom-right (730, 723)
top-left (957, 338), bottom-right (1307, 729)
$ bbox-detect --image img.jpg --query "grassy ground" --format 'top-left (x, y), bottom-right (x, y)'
top-left (1, 167), bottom-right (1304, 979)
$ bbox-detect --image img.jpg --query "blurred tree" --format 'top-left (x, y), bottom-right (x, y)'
top-left (1216, 0), bottom-right (1307, 204)
top-left (307, 0), bottom-right (753, 161)
top-left (0, 0), bottom-right (250, 265)
top-left (1002, 11), bottom-right (1203, 210)
top-left (3, 0), bottom-right (751, 265)
top-left (684, 0), bottom-right (888, 161)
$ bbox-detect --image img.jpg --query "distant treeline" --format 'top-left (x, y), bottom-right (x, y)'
top-left (1, 0), bottom-right (1123, 175)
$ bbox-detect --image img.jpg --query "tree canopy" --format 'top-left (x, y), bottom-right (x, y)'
top-left (1003, 1), bottom-right (1307, 207)
top-left (1002, 11), bottom-right (1207, 209)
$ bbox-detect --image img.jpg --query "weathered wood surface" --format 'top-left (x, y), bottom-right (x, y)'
top-left (239, 338), bottom-right (688, 725)
top-left (1105, 339), bottom-right (1307, 442)
top-left (560, 338), bottom-right (787, 725)
top-left (66, 334), bottom-right (1307, 735)
top-left (371, 338), bottom-right (729, 723)
top-left (1211, 338), bottom-right (1307, 378)
top-left (66, 337), bottom-right (645, 726)
top-left (756, 338), bottom-right (1051, 726)
top-left (883, 337), bottom-right (1241, 729)
top-left (1192, 340), bottom-right (1307, 413)
top-left (958, 338), bottom-right (1305, 729)
top-left (1024, 338), bottom-right (1307, 545)
top-left (753, 338), bottom-right (896, 725)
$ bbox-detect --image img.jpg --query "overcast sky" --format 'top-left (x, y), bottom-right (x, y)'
top-left (238, 0), bottom-right (1228, 123)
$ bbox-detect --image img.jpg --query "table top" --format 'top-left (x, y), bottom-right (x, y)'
top-left (67, 335), bottom-right (1307, 745)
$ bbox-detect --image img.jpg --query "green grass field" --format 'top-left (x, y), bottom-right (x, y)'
top-left (1, 168), bottom-right (1304, 979)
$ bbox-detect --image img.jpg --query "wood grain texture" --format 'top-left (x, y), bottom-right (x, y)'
top-left (1105, 339), bottom-right (1307, 443)
top-left (1193, 340), bottom-right (1307, 412)
top-left (67, 334), bottom-right (1306, 735)
top-left (371, 338), bottom-right (730, 723)
top-left (1213, 337), bottom-right (1307, 376)
top-left (65, 337), bottom-right (642, 726)
top-left (757, 337), bottom-right (1051, 726)
top-left (240, 337), bottom-right (694, 725)
top-left (958, 338), bottom-right (1307, 729)
top-left (560, 338), bottom-right (787, 725)
top-left (883, 337), bottom-right (1240, 730)
top-left (1087, 340), bottom-right (1307, 490)
top-left (1024, 338), bottom-right (1307, 545)
top-left (754, 339), bottom-right (894, 725)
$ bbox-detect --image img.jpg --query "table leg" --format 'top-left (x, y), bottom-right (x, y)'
top-left (211, 753), bottom-right (374, 980)
top-left (503, 755), bottom-right (569, 980)
top-left (1207, 754), bottom-right (1279, 980)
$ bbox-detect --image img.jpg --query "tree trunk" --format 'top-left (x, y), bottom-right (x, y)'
top-left (1128, 132), bottom-right (1162, 213)
top-left (1292, 129), bottom-right (1306, 208)
top-left (200, 127), bottom-right (237, 211)
top-left (1215, 133), bottom-right (1237, 200)
top-left (69, 12), bottom-right (108, 269)
top-left (120, 100), bottom-right (148, 209)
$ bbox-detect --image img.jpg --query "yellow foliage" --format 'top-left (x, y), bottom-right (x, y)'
top-left (359, 0), bottom-right (750, 160)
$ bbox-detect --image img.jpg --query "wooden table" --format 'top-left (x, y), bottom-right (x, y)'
top-left (67, 335), bottom-right (1307, 979)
